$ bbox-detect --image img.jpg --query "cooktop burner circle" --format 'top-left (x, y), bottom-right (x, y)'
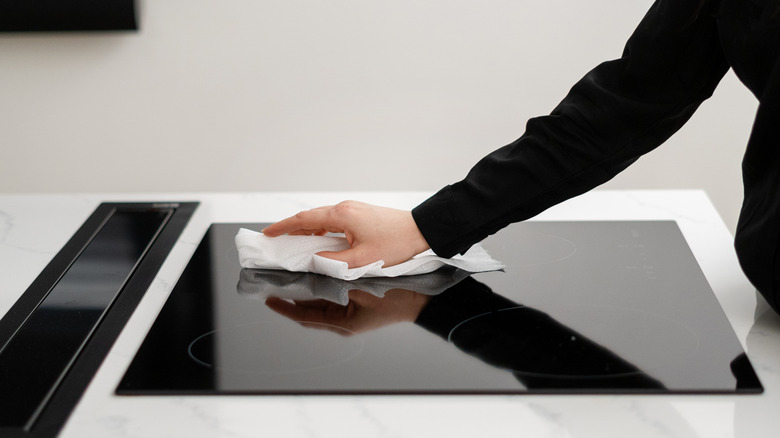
top-left (447, 304), bottom-right (700, 379)
top-left (187, 321), bottom-right (365, 375)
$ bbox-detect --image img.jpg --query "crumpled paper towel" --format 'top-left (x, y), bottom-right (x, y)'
top-left (235, 228), bottom-right (504, 281)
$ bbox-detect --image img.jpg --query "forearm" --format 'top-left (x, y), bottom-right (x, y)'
top-left (414, 0), bottom-right (728, 257)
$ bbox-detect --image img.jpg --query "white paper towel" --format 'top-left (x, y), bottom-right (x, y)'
top-left (235, 228), bottom-right (504, 281)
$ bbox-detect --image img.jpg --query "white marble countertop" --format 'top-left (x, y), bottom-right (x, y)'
top-left (1, 190), bottom-right (778, 438)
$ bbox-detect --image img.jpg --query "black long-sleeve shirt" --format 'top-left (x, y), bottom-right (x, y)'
top-left (412, 0), bottom-right (780, 313)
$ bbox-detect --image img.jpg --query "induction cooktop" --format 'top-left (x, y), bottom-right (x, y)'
top-left (117, 221), bottom-right (762, 395)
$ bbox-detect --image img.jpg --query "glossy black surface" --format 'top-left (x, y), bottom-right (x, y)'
top-left (118, 221), bottom-right (763, 395)
top-left (0, 208), bottom-right (170, 429)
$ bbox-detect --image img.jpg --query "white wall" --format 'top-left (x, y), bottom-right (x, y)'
top-left (0, 0), bottom-right (757, 232)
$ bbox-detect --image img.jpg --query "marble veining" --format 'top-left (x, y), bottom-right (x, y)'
top-left (0, 208), bottom-right (51, 255)
top-left (0, 208), bottom-right (12, 244)
top-left (1, 192), bottom-right (776, 438)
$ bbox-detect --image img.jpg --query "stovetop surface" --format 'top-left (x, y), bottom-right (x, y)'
top-left (117, 221), bottom-right (762, 395)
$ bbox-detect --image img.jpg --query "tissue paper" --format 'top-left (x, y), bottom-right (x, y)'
top-left (235, 228), bottom-right (503, 281)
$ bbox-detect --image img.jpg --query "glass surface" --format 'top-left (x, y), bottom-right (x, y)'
top-left (117, 221), bottom-right (762, 395)
top-left (0, 209), bottom-right (170, 429)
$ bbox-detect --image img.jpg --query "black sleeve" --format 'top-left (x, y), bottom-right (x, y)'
top-left (412, 0), bottom-right (729, 257)
top-left (734, 52), bottom-right (780, 314)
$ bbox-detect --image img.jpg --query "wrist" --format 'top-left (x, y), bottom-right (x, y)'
top-left (404, 211), bottom-right (430, 255)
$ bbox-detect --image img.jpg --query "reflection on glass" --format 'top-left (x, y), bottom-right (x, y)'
top-left (237, 266), bottom-right (470, 306)
top-left (248, 270), bottom-right (665, 390)
top-left (417, 277), bottom-right (666, 389)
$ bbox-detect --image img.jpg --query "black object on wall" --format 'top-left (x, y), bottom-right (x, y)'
top-left (0, 0), bottom-right (137, 32)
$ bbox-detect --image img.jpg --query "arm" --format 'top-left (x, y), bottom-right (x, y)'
top-left (413, 0), bottom-right (729, 257)
top-left (264, 0), bottom-right (728, 267)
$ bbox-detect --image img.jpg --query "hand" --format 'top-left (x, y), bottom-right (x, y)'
top-left (265, 289), bottom-right (432, 335)
top-left (261, 201), bottom-right (430, 268)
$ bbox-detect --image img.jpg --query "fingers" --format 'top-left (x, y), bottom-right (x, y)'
top-left (265, 297), bottom-right (333, 322)
top-left (261, 201), bottom-right (429, 269)
top-left (261, 205), bottom-right (343, 237)
top-left (288, 229), bottom-right (329, 236)
top-left (264, 296), bottom-right (299, 317)
top-left (318, 245), bottom-right (378, 269)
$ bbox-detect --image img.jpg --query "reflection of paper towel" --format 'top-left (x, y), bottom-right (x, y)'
top-left (235, 228), bottom-right (504, 281)
top-left (237, 266), bottom-right (472, 306)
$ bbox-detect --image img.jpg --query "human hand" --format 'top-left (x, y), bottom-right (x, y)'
top-left (265, 288), bottom-right (432, 335)
top-left (261, 201), bottom-right (430, 268)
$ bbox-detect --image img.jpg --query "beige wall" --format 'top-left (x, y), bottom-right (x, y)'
top-left (0, 0), bottom-right (757, 232)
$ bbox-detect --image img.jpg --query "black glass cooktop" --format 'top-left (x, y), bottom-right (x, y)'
top-left (117, 221), bottom-right (762, 395)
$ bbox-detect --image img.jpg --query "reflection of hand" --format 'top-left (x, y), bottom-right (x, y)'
top-left (265, 289), bottom-right (432, 335)
top-left (261, 201), bottom-right (430, 268)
